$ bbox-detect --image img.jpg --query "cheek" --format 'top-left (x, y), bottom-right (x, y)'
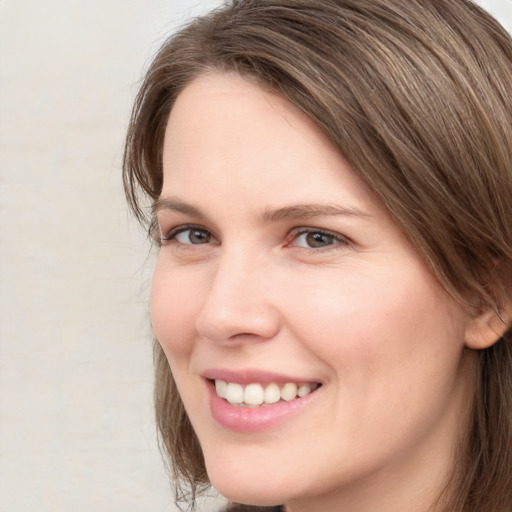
top-left (150, 260), bottom-right (204, 361)
top-left (285, 264), bottom-right (466, 390)
top-left (280, 267), bottom-right (471, 467)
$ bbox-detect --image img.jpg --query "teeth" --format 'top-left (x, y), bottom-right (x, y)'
top-left (226, 382), bottom-right (244, 404)
top-left (244, 383), bottom-right (264, 405)
top-left (215, 379), bottom-right (228, 399)
top-left (264, 383), bottom-right (281, 404)
top-left (214, 380), bottom-right (318, 406)
top-left (298, 383), bottom-right (312, 397)
top-left (281, 383), bottom-right (298, 401)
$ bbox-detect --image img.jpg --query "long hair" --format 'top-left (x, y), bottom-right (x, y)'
top-left (123, 1), bottom-right (512, 510)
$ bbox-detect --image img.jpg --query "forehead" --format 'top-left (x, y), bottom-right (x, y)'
top-left (161, 73), bottom-right (383, 215)
top-left (163, 72), bottom-right (332, 168)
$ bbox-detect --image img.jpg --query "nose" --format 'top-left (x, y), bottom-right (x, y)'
top-left (195, 252), bottom-right (281, 344)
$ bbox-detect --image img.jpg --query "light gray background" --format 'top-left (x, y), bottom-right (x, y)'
top-left (0, 1), bottom-right (510, 511)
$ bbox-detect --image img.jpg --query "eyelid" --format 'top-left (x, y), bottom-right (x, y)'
top-left (157, 221), bottom-right (351, 251)
top-left (160, 223), bottom-right (217, 244)
top-left (287, 227), bottom-right (351, 250)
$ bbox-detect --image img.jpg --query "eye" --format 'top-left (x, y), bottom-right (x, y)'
top-left (163, 225), bottom-right (216, 245)
top-left (290, 229), bottom-right (348, 250)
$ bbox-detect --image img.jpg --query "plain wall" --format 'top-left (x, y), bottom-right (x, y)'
top-left (0, 1), bottom-right (510, 511)
top-left (0, 1), bottom-right (225, 511)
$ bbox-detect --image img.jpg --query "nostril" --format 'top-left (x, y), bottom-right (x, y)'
top-left (196, 302), bottom-right (281, 344)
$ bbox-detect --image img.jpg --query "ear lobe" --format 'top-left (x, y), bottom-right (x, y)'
top-left (464, 303), bottom-right (511, 350)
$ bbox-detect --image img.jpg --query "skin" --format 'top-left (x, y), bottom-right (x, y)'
top-left (151, 73), bottom-right (481, 512)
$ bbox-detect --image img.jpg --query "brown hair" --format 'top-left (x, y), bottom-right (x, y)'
top-left (123, 1), bottom-right (512, 510)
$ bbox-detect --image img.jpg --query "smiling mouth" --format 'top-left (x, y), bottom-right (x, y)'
top-left (213, 379), bottom-right (321, 407)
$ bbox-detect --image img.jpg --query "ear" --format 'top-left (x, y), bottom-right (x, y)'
top-left (464, 301), bottom-right (511, 350)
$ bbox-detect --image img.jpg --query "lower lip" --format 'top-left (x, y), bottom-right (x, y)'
top-left (207, 381), bottom-right (319, 433)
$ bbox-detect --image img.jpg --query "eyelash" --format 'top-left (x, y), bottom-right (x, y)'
top-left (160, 224), bottom-right (214, 244)
top-left (289, 228), bottom-right (350, 251)
top-left (159, 224), bottom-right (350, 252)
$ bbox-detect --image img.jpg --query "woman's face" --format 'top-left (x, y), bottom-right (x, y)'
top-left (151, 73), bottom-right (477, 511)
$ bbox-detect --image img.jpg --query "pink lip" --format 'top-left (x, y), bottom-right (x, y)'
top-left (202, 367), bottom-right (318, 385)
top-left (202, 369), bottom-right (321, 433)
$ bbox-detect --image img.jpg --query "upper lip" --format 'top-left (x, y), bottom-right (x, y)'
top-left (202, 368), bottom-right (321, 385)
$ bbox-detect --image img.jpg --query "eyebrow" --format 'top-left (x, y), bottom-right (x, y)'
top-left (262, 203), bottom-right (370, 221)
top-left (152, 197), bottom-right (205, 218)
top-left (152, 196), bottom-right (370, 221)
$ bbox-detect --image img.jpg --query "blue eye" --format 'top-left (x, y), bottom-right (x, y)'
top-left (165, 226), bottom-right (213, 245)
top-left (292, 230), bottom-right (346, 249)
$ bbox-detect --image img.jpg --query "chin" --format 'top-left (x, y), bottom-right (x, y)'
top-left (205, 454), bottom-right (291, 507)
top-left (210, 477), bottom-right (285, 507)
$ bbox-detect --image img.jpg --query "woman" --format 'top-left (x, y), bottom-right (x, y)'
top-left (123, 1), bottom-right (512, 511)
